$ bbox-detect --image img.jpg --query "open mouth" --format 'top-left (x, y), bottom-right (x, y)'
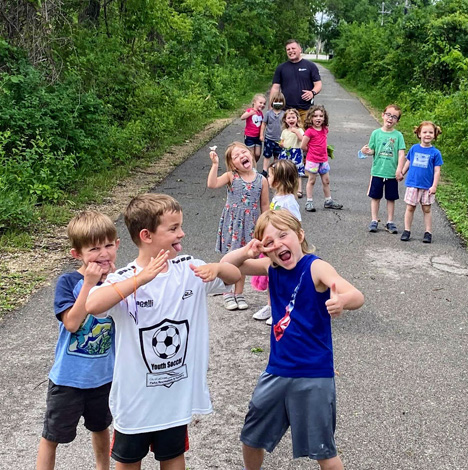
top-left (172, 242), bottom-right (182, 252)
top-left (241, 157), bottom-right (251, 168)
top-left (278, 250), bottom-right (291, 262)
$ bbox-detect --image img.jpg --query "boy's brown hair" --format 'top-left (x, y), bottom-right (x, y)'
top-left (254, 210), bottom-right (314, 257)
top-left (269, 160), bottom-right (298, 195)
top-left (269, 91), bottom-right (286, 108)
top-left (384, 104), bottom-right (402, 120)
top-left (125, 193), bottom-right (182, 246)
top-left (303, 104), bottom-right (329, 130)
top-left (414, 121), bottom-right (442, 140)
top-left (67, 211), bottom-right (117, 252)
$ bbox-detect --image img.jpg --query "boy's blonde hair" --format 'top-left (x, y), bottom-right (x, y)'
top-left (252, 93), bottom-right (266, 106)
top-left (268, 160), bottom-right (298, 196)
top-left (125, 193), bottom-right (182, 246)
top-left (269, 91), bottom-right (285, 108)
top-left (224, 141), bottom-right (251, 172)
top-left (414, 121), bottom-right (442, 140)
top-left (303, 104), bottom-right (329, 130)
top-left (67, 211), bottom-right (117, 252)
top-left (254, 210), bottom-right (314, 256)
top-left (282, 108), bottom-right (302, 129)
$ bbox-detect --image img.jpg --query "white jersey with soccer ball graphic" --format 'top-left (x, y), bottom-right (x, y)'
top-left (93, 256), bottom-right (226, 434)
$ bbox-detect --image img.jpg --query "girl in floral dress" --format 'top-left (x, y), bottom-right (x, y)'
top-left (207, 142), bottom-right (269, 310)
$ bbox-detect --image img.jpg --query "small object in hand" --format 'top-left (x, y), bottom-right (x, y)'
top-left (327, 144), bottom-right (335, 159)
top-left (358, 150), bottom-right (368, 159)
top-left (209, 145), bottom-right (217, 151)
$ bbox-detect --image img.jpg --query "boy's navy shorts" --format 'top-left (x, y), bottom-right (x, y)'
top-left (368, 176), bottom-right (399, 201)
top-left (240, 372), bottom-right (338, 460)
top-left (42, 380), bottom-right (112, 443)
top-left (244, 135), bottom-right (262, 147)
top-left (111, 425), bottom-right (189, 463)
top-left (263, 138), bottom-right (282, 159)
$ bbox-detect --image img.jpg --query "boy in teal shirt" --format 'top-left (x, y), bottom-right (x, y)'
top-left (361, 104), bottom-right (406, 233)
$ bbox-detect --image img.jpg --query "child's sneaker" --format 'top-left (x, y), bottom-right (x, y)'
top-left (368, 220), bottom-right (378, 232)
top-left (305, 201), bottom-right (316, 212)
top-left (400, 230), bottom-right (411, 241)
top-left (266, 316), bottom-right (272, 326)
top-left (235, 294), bottom-right (249, 310)
top-left (223, 293), bottom-right (238, 310)
top-left (385, 222), bottom-right (398, 234)
top-left (422, 232), bottom-right (432, 243)
top-left (324, 199), bottom-right (343, 210)
top-left (252, 305), bottom-right (271, 321)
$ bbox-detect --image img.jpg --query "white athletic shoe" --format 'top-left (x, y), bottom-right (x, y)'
top-left (266, 316), bottom-right (273, 326)
top-left (223, 293), bottom-right (238, 310)
top-left (252, 305), bottom-right (271, 321)
top-left (235, 294), bottom-right (249, 310)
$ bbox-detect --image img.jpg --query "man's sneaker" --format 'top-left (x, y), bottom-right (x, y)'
top-left (252, 305), bottom-right (271, 321)
top-left (305, 201), bottom-right (316, 212)
top-left (400, 230), bottom-right (411, 241)
top-left (368, 220), bottom-right (378, 232)
top-left (223, 293), bottom-right (238, 310)
top-left (385, 222), bottom-right (398, 234)
top-left (422, 232), bottom-right (432, 243)
top-left (235, 294), bottom-right (249, 310)
top-left (266, 316), bottom-right (273, 326)
top-left (324, 199), bottom-right (343, 210)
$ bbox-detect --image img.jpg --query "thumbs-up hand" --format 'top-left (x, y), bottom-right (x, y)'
top-left (325, 283), bottom-right (344, 318)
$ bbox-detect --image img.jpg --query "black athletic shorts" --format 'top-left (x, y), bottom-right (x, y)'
top-left (111, 425), bottom-right (189, 463)
top-left (42, 380), bottom-right (112, 443)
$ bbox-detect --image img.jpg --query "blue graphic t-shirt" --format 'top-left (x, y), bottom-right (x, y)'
top-left (405, 143), bottom-right (443, 190)
top-left (49, 271), bottom-right (115, 388)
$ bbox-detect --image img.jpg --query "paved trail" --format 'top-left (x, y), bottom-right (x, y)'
top-left (1, 65), bottom-right (467, 470)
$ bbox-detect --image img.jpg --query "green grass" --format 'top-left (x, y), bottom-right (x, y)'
top-left (0, 265), bottom-right (46, 312)
top-left (0, 74), bottom-right (272, 248)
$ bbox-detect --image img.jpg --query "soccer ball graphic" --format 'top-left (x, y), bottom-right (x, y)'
top-left (152, 325), bottom-right (181, 359)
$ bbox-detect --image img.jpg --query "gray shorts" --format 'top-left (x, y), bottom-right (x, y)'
top-left (240, 372), bottom-right (337, 460)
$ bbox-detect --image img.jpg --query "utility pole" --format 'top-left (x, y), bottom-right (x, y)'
top-left (380, 2), bottom-right (391, 26)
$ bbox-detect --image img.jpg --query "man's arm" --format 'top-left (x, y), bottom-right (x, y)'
top-left (301, 80), bottom-right (322, 102)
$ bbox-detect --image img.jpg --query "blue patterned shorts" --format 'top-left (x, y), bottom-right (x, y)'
top-left (279, 148), bottom-right (305, 176)
top-left (263, 138), bottom-right (282, 159)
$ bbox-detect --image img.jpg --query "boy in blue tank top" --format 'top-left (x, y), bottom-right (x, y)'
top-left (36, 211), bottom-right (119, 470)
top-left (222, 210), bottom-right (364, 470)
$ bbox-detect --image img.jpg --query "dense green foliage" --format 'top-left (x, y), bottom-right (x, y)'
top-left (0, 0), bottom-right (318, 232)
top-left (327, 0), bottom-right (468, 238)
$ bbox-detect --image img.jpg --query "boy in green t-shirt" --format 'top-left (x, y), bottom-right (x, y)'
top-left (361, 104), bottom-right (406, 234)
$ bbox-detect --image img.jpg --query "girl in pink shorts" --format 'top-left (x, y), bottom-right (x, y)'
top-left (400, 121), bottom-right (443, 244)
top-left (301, 105), bottom-right (342, 212)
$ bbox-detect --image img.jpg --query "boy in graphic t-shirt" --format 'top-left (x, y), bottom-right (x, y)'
top-left (37, 211), bottom-right (119, 470)
top-left (361, 104), bottom-right (406, 234)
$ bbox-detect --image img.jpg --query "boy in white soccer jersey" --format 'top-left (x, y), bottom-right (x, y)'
top-left (86, 193), bottom-right (240, 470)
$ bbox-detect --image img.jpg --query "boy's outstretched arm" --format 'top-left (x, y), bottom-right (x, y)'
top-left (61, 262), bottom-right (107, 332)
top-left (86, 249), bottom-right (169, 316)
top-left (190, 262), bottom-right (241, 285)
top-left (311, 259), bottom-right (364, 317)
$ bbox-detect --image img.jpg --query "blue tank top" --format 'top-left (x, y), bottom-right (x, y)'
top-left (266, 254), bottom-right (334, 378)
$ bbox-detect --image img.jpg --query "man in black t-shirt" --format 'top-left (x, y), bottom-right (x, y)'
top-left (271, 39), bottom-right (322, 123)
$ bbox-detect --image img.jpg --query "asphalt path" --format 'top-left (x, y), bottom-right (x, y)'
top-left (1, 64), bottom-right (467, 469)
